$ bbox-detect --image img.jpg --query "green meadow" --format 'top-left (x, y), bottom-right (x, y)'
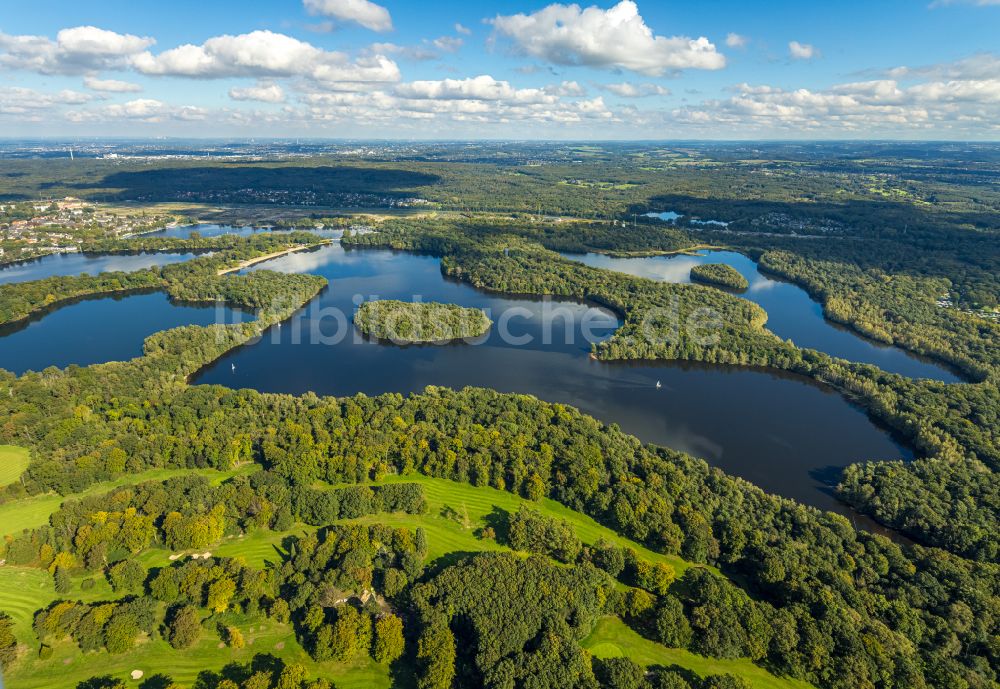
top-left (2, 471), bottom-right (779, 689)
top-left (0, 465), bottom-right (258, 540)
top-left (584, 616), bottom-right (816, 689)
top-left (0, 445), bottom-right (29, 488)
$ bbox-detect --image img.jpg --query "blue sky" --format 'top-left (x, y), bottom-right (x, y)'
top-left (1, 0), bottom-right (998, 138)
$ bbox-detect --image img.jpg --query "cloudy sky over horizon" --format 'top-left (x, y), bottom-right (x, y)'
top-left (1, 0), bottom-right (999, 139)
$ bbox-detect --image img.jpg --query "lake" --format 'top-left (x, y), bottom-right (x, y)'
top-left (563, 250), bottom-right (961, 382)
top-left (644, 210), bottom-right (729, 227)
top-left (0, 291), bottom-right (247, 375)
top-left (0, 251), bottom-right (208, 285)
top-left (191, 244), bottom-right (913, 522)
top-left (145, 223), bottom-right (271, 239)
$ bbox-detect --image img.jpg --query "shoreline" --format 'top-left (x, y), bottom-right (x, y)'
top-left (216, 242), bottom-right (329, 275)
top-left (120, 220), bottom-right (186, 239)
top-left (598, 244), bottom-right (723, 258)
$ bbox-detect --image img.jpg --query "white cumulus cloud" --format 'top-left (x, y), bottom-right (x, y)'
top-left (600, 81), bottom-right (670, 97)
top-left (65, 98), bottom-right (207, 123)
top-left (433, 36), bottom-right (463, 53)
top-left (229, 82), bottom-right (286, 103)
top-left (725, 33), bottom-right (748, 49)
top-left (0, 87), bottom-right (92, 115)
top-left (887, 52), bottom-right (1000, 80)
top-left (131, 30), bottom-right (400, 85)
top-left (545, 80), bottom-right (587, 96)
top-left (303, 0), bottom-right (393, 32)
top-left (296, 79), bottom-right (614, 130)
top-left (789, 41), bottom-right (817, 60)
top-left (0, 25), bottom-right (154, 74)
top-left (395, 75), bottom-right (558, 104)
top-left (670, 72), bottom-right (1000, 135)
top-left (490, 0), bottom-right (725, 76)
top-left (83, 76), bottom-right (142, 93)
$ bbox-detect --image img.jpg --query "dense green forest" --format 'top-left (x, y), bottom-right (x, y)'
top-left (689, 264), bottom-right (749, 291)
top-left (0, 232), bottom-right (326, 327)
top-left (0, 245), bottom-right (997, 688)
top-left (344, 216), bottom-right (1000, 561)
top-left (3, 145), bottom-right (998, 245)
top-left (0, 145), bottom-right (998, 688)
top-left (2, 377), bottom-right (997, 688)
top-left (354, 300), bottom-right (492, 344)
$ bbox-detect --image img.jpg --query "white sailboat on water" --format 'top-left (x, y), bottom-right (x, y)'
top-left (655, 380), bottom-right (662, 389)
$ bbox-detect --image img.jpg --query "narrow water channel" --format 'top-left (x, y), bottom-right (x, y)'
top-left (562, 250), bottom-right (961, 382)
top-left (0, 292), bottom-right (248, 375)
top-left (0, 251), bottom-right (207, 285)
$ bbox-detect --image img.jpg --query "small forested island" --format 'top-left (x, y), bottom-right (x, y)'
top-left (690, 263), bottom-right (750, 291)
top-left (355, 299), bottom-right (492, 343)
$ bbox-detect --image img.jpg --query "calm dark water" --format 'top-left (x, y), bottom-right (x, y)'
top-left (0, 292), bottom-right (246, 375)
top-left (564, 251), bottom-right (960, 382)
top-left (0, 251), bottom-right (207, 285)
top-left (192, 244), bottom-right (912, 519)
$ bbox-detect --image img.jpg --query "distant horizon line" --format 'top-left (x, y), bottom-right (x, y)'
top-left (1, 137), bottom-right (999, 145)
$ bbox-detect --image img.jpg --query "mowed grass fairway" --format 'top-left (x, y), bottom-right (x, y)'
top-left (0, 465), bottom-right (258, 539)
top-left (0, 445), bottom-right (29, 487)
top-left (0, 567), bottom-right (395, 689)
top-left (138, 472), bottom-right (697, 571)
top-left (584, 617), bottom-right (817, 689)
top-left (368, 473), bottom-right (697, 574)
top-left (3, 471), bottom-right (763, 688)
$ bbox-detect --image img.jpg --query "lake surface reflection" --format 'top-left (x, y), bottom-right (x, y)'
top-left (0, 251), bottom-right (208, 285)
top-left (563, 250), bottom-right (960, 382)
top-left (0, 292), bottom-right (247, 375)
top-left (192, 244), bottom-right (913, 519)
top-left (145, 223), bottom-right (271, 239)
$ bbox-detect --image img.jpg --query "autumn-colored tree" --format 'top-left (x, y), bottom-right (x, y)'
top-left (225, 625), bottom-right (245, 649)
top-left (242, 671), bottom-right (273, 689)
top-left (634, 560), bottom-right (675, 595)
top-left (167, 605), bottom-right (202, 649)
top-left (270, 598), bottom-right (291, 623)
top-left (47, 551), bottom-right (76, 575)
top-left (276, 663), bottom-right (308, 689)
top-left (106, 559), bottom-right (146, 593)
top-left (328, 605), bottom-right (371, 662)
top-left (523, 473), bottom-right (546, 501)
top-left (0, 611), bottom-right (18, 668)
top-left (416, 621), bottom-right (455, 689)
top-left (102, 613), bottom-right (139, 654)
top-left (372, 614), bottom-right (405, 664)
top-left (207, 577), bottom-right (236, 613)
top-left (383, 569), bottom-right (408, 598)
top-left (623, 588), bottom-right (654, 619)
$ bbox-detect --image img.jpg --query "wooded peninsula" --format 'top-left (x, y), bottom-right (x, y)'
top-left (689, 263), bottom-right (749, 291)
top-left (0, 141), bottom-right (997, 689)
